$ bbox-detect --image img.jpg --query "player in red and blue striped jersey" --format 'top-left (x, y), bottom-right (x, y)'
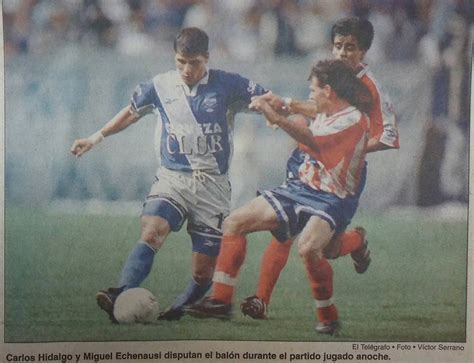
top-left (239, 17), bottom-right (400, 332)
top-left (70, 27), bottom-right (267, 322)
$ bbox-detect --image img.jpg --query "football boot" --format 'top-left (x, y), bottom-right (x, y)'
top-left (186, 297), bottom-right (233, 320)
top-left (351, 227), bottom-right (371, 273)
top-left (240, 295), bottom-right (267, 319)
top-left (315, 320), bottom-right (341, 336)
top-left (96, 287), bottom-right (124, 323)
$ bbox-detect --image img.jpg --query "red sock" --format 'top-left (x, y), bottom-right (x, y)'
top-left (304, 257), bottom-right (338, 324)
top-left (317, 304), bottom-right (338, 324)
top-left (337, 229), bottom-right (364, 256)
top-left (256, 238), bottom-right (293, 305)
top-left (212, 235), bottom-right (247, 304)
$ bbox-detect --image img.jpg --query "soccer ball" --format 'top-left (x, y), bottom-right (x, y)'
top-left (113, 288), bottom-right (159, 324)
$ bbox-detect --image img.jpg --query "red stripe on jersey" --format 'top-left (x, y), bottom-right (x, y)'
top-left (298, 108), bottom-right (369, 198)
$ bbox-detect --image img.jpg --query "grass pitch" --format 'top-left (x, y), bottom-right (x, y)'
top-left (4, 207), bottom-right (467, 343)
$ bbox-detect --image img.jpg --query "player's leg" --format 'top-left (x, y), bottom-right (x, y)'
top-left (327, 227), bottom-right (370, 273)
top-left (96, 211), bottom-right (175, 323)
top-left (298, 215), bottom-right (340, 335)
top-left (334, 162), bottom-right (370, 272)
top-left (240, 238), bottom-right (293, 319)
top-left (246, 226), bottom-right (368, 320)
top-left (117, 214), bottom-right (171, 290)
top-left (158, 234), bottom-right (220, 320)
top-left (96, 171), bottom-right (188, 323)
top-left (256, 238), bottom-right (293, 303)
top-left (160, 172), bottom-right (231, 320)
top-left (187, 195), bottom-right (280, 319)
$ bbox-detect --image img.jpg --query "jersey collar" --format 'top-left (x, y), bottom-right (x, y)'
top-left (175, 68), bottom-right (210, 97)
top-left (355, 63), bottom-right (369, 79)
top-left (326, 106), bottom-right (357, 121)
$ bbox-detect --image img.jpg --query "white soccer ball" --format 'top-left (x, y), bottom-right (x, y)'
top-left (113, 288), bottom-right (159, 324)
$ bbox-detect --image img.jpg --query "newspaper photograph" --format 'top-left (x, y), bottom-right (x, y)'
top-left (1, 1), bottom-right (472, 362)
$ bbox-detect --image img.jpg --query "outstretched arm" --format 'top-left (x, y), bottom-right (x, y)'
top-left (250, 98), bottom-right (317, 153)
top-left (252, 92), bottom-right (319, 119)
top-left (70, 105), bottom-right (140, 157)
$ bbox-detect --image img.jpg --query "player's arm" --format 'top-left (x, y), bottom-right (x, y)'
top-left (364, 79), bottom-right (399, 153)
top-left (366, 138), bottom-right (392, 153)
top-left (250, 98), bottom-right (317, 152)
top-left (252, 92), bottom-right (319, 119)
top-left (70, 105), bottom-right (140, 157)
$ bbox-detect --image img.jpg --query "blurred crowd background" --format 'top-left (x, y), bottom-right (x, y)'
top-left (4, 0), bottom-right (472, 216)
top-left (3, 0), bottom-right (473, 62)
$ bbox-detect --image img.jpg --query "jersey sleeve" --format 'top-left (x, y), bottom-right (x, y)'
top-left (363, 75), bottom-right (400, 149)
top-left (228, 73), bottom-right (267, 109)
top-left (378, 90), bottom-right (399, 148)
top-left (130, 81), bottom-right (159, 117)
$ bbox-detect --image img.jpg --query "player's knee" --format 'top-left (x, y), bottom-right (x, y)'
top-left (297, 242), bottom-right (312, 260)
top-left (140, 217), bottom-right (170, 249)
top-left (298, 238), bottom-right (324, 261)
top-left (222, 213), bottom-right (247, 236)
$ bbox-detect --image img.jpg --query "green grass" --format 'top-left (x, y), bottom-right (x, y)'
top-left (4, 207), bottom-right (468, 343)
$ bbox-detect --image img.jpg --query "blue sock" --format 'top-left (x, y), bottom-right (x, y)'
top-left (170, 278), bottom-right (212, 310)
top-left (118, 241), bottom-right (156, 290)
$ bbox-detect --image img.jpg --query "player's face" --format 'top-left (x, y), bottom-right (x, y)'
top-left (309, 77), bottom-right (329, 112)
top-left (332, 34), bottom-right (365, 69)
top-left (175, 52), bottom-right (209, 86)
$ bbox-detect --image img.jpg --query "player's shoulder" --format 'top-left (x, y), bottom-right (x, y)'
top-left (357, 64), bottom-right (383, 94)
top-left (208, 68), bottom-right (247, 82)
top-left (152, 69), bottom-right (179, 83)
top-left (357, 64), bottom-right (374, 83)
top-left (335, 107), bottom-right (365, 129)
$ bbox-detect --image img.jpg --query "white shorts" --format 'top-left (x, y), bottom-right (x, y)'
top-left (143, 167), bottom-right (231, 237)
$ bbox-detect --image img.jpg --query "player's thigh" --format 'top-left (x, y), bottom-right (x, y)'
top-left (141, 170), bottom-right (190, 246)
top-left (223, 196), bottom-right (280, 235)
top-left (191, 175), bottom-right (232, 234)
top-left (297, 215), bottom-right (335, 259)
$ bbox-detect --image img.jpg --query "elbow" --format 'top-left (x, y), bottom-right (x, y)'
top-left (303, 137), bottom-right (318, 153)
top-left (308, 141), bottom-right (319, 153)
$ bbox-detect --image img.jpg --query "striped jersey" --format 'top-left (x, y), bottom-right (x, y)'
top-left (356, 63), bottom-right (399, 148)
top-left (298, 106), bottom-right (369, 198)
top-left (286, 63), bottom-right (399, 182)
top-left (130, 69), bottom-right (266, 175)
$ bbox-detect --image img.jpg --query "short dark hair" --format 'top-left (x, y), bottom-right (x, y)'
top-left (331, 17), bottom-right (374, 51)
top-left (174, 27), bottom-right (209, 56)
top-left (309, 59), bottom-right (373, 113)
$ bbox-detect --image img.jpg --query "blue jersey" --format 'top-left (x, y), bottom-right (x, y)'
top-left (285, 148), bottom-right (305, 180)
top-left (130, 69), bottom-right (266, 175)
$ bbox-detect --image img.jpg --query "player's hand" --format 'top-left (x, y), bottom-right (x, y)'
top-left (251, 91), bottom-right (285, 111)
top-left (250, 98), bottom-right (281, 127)
top-left (70, 138), bottom-right (94, 157)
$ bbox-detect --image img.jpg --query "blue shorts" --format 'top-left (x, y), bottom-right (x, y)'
top-left (260, 179), bottom-right (362, 242)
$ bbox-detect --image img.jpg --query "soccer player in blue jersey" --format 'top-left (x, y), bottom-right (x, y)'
top-left (70, 27), bottom-right (267, 322)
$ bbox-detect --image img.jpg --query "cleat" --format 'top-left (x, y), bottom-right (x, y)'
top-left (240, 295), bottom-right (267, 319)
top-left (186, 297), bottom-right (233, 320)
top-left (96, 287), bottom-right (123, 324)
top-left (158, 307), bottom-right (185, 321)
top-left (351, 227), bottom-right (371, 274)
top-left (315, 320), bottom-right (341, 336)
